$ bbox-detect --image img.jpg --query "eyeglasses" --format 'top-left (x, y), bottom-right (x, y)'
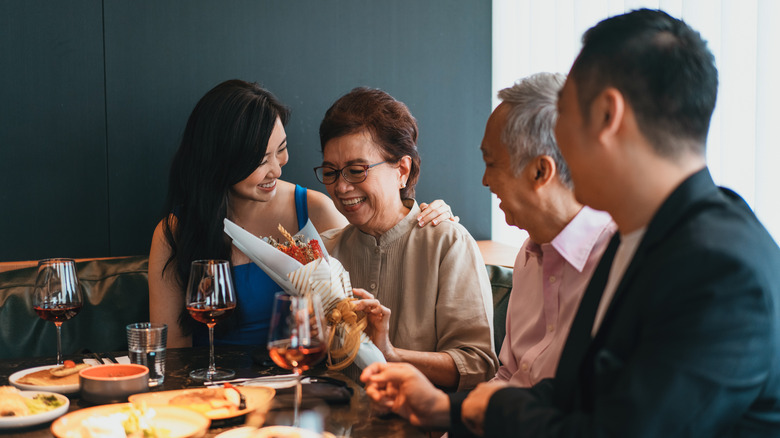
top-left (313, 161), bottom-right (387, 184)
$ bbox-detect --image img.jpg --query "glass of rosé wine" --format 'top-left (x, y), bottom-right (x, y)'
top-left (267, 292), bottom-right (327, 426)
top-left (186, 259), bottom-right (237, 380)
top-left (33, 258), bottom-right (83, 365)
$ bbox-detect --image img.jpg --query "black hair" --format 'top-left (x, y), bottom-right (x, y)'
top-left (161, 79), bottom-right (289, 333)
top-left (571, 9), bottom-right (718, 156)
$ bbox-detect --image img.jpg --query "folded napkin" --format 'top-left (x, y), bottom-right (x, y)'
top-left (224, 218), bottom-right (385, 371)
top-left (83, 355), bottom-right (132, 365)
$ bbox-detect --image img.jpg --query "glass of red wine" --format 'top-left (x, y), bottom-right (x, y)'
top-left (33, 258), bottom-right (83, 365)
top-left (267, 292), bottom-right (327, 426)
top-left (185, 259), bottom-right (237, 380)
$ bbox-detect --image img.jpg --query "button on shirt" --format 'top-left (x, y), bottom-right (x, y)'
top-left (492, 206), bottom-right (617, 387)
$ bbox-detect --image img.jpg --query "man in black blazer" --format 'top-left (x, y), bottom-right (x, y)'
top-left (360, 8), bottom-right (780, 437)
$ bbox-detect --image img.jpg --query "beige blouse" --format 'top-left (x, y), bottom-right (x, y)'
top-left (321, 200), bottom-right (498, 390)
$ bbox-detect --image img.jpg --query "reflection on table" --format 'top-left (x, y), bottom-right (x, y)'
top-left (0, 345), bottom-right (427, 438)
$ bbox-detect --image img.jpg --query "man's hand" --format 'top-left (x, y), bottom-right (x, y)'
top-left (418, 200), bottom-right (459, 227)
top-left (361, 362), bottom-right (451, 429)
top-left (461, 380), bottom-right (508, 436)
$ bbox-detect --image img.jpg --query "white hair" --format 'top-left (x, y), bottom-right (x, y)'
top-left (497, 72), bottom-right (571, 188)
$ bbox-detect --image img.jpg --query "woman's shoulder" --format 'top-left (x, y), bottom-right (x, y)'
top-left (304, 187), bottom-right (349, 231)
top-left (411, 218), bottom-right (482, 258)
top-left (152, 214), bottom-right (177, 241)
top-left (320, 224), bottom-right (352, 242)
top-left (413, 213), bottom-right (475, 240)
top-left (304, 186), bottom-right (332, 205)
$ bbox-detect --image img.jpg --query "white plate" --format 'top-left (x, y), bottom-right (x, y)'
top-left (0, 390), bottom-right (69, 430)
top-left (9, 365), bottom-right (81, 394)
top-left (128, 386), bottom-right (275, 421)
top-left (217, 425), bottom-right (327, 438)
top-left (51, 404), bottom-right (210, 438)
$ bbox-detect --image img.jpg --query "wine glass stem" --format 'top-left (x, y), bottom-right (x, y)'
top-left (294, 369), bottom-right (302, 427)
top-left (207, 323), bottom-right (216, 379)
top-left (55, 322), bottom-right (63, 365)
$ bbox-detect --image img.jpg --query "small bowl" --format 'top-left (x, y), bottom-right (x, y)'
top-left (79, 364), bottom-right (149, 405)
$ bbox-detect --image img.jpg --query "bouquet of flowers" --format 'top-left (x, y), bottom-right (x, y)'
top-left (223, 218), bottom-right (385, 371)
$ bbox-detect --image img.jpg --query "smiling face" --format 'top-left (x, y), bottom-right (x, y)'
top-left (481, 103), bottom-right (537, 231)
top-left (229, 117), bottom-right (288, 203)
top-left (322, 130), bottom-right (410, 237)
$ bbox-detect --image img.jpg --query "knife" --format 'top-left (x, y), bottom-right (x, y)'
top-left (203, 373), bottom-right (298, 386)
top-left (104, 351), bottom-right (119, 364)
top-left (90, 352), bottom-right (107, 364)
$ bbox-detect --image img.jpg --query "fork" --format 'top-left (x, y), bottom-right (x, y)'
top-left (90, 352), bottom-right (117, 364)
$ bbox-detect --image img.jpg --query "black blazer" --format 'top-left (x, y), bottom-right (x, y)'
top-left (473, 169), bottom-right (780, 437)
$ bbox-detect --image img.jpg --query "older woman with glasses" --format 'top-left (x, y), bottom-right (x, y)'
top-left (316, 87), bottom-right (498, 391)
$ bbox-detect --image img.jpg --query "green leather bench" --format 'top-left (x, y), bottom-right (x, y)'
top-left (0, 256), bottom-right (149, 359)
top-left (486, 264), bottom-right (513, 355)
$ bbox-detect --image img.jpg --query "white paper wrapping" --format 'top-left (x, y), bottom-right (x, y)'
top-left (223, 218), bottom-right (385, 369)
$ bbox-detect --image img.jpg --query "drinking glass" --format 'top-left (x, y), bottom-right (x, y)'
top-left (33, 259), bottom-right (82, 365)
top-left (127, 322), bottom-right (167, 386)
top-left (267, 292), bottom-right (327, 426)
top-left (185, 260), bottom-right (237, 380)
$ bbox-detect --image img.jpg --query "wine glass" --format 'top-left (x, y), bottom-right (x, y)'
top-left (185, 259), bottom-right (237, 380)
top-left (267, 292), bottom-right (327, 426)
top-left (33, 258), bottom-right (83, 365)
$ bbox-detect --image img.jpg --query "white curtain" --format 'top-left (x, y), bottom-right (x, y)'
top-left (492, 0), bottom-right (780, 246)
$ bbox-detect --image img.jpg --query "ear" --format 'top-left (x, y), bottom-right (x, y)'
top-left (528, 155), bottom-right (557, 189)
top-left (397, 155), bottom-right (413, 186)
top-left (591, 87), bottom-right (625, 145)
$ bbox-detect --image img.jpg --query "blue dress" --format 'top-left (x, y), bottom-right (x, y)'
top-left (193, 185), bottom-right (310, 346)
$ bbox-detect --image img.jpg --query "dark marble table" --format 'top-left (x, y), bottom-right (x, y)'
top-left (0, 346), bottom-right (427, 437)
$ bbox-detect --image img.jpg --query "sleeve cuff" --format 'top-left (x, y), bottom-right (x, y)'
top-left (448, 392), bottom-right (479, 438)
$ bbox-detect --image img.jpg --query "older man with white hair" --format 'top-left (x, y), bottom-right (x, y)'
top-left (480, 72), bottom-right (616, 388)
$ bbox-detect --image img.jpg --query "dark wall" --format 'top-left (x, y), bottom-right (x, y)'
top-left (0, 0), bottom-right (492, 262)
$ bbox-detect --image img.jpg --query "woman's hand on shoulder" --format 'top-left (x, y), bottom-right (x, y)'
top-left (307, 189), bottom-right (349, 231)
top-left (418, 199), bottom-right (459, 227)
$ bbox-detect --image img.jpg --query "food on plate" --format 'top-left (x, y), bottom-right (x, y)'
top-left (49, 360), bottom-right (91, 377)
top-left (265, 224), bottom-right (324, 265)
top-left (63, 405), bottom-right (167, 438)
top-left (15, 361), bottom-right (91, 386)
top-left (0, 386), bottom-right (64, 417)
top-left (0, 386), bottom-right (29, 417)
top-left (168, 385), bottom-right (246, 417)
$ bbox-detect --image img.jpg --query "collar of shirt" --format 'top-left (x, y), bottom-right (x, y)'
top-left (353, 199), bottom-right (420, 248)
top-left (523, 206), bottom-right (615, 273)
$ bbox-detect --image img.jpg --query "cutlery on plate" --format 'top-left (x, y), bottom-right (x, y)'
top-left (89, 352), bottom-right (117, 364)
top-left (203, 373), bottom-right (298, 386)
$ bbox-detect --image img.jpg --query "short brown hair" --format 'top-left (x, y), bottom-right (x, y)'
top-left (319, 87), bottom-right (421, 199)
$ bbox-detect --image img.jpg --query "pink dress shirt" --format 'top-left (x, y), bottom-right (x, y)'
top-left (492, 206), bottom-right (617, 387)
